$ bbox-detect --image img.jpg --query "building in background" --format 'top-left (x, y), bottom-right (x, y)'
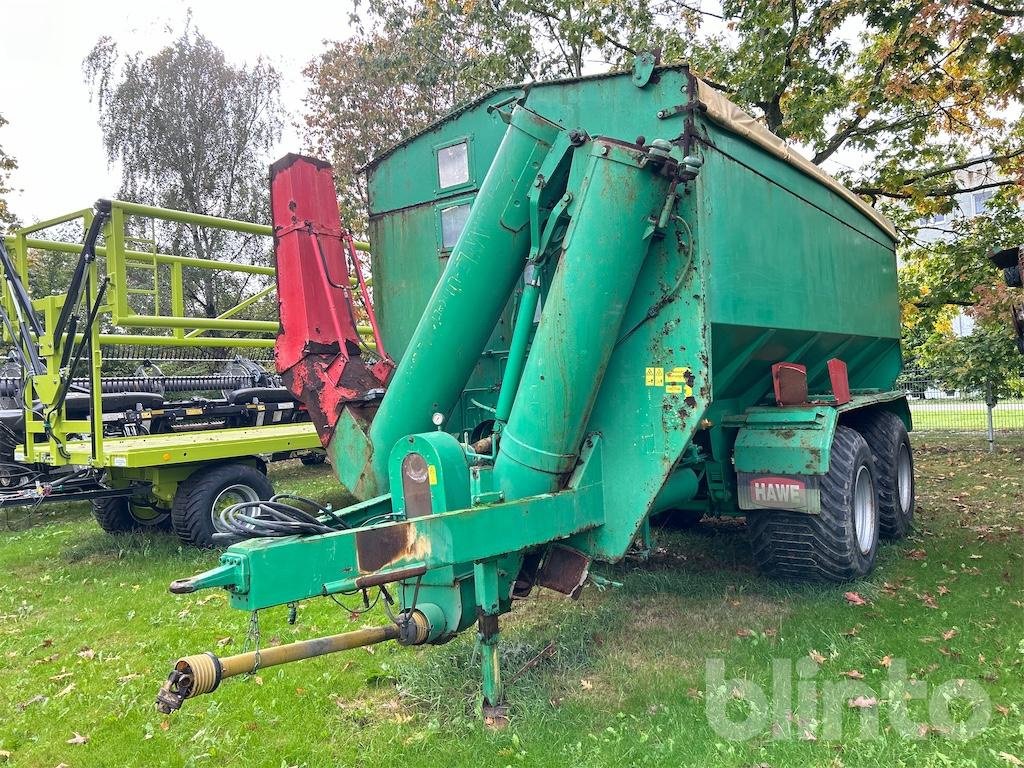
top-left (914, 161), bottom-right (1005, 336)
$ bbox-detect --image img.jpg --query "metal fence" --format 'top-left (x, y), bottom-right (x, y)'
top-left (898, 376), bottom-right (1024, 447)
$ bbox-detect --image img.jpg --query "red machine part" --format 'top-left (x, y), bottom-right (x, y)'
top-left (772, 358), bottom-right (851, 407)
top-left (270, 154), bottom-right (393, 444)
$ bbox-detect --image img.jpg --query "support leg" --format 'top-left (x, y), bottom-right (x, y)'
top-left (474, 560), bottom-right (506, 723)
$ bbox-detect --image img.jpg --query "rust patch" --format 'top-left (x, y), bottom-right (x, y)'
top-left (355, 522), bottom-right (432, 573)
top-left (356, 524), bottom-right (414, 572)
top-left (537, 545), bottom-right (590, 598)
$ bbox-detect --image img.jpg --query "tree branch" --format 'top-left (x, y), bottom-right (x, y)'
top-left (968, 0), bottom-right (1024, 17)
top-left (851, 178), bottom-right (1015, 199)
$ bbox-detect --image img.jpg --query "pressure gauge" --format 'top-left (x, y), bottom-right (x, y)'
top-left (431, 412), bottom-right (444, 428)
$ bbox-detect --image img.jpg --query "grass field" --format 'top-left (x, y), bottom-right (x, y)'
top-left (1, 435), bottom-right (1022, 767)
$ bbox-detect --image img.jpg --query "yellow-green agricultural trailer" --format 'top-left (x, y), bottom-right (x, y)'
top-left (0, 200), bottom-right (374, 546)
top-left (160, 63), bottom-right (915, 717)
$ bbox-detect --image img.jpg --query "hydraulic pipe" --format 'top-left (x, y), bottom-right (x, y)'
top-left (155, 624), bottom-right (399, 714)
top-left (494, 264), bottom-right (542, 425)
top-left (494, 138), bottom-right (677, 499)
top-left (337, 105), bottom-right (563, 497)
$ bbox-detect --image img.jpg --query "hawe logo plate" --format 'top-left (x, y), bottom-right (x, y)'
top-left (737, 473), bottom-right (821, 514)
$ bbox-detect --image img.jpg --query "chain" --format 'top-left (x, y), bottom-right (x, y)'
top-left (242, 609), bottom-right (262, 674)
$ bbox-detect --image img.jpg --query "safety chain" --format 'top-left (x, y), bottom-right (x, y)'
top-left (242, 609), bottom-right (262, 674)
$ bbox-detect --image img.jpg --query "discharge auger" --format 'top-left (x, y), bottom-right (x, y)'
top-left (161, 64), bottom-right (917, 718)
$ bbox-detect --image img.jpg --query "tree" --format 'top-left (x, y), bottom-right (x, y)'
top-left (302, 0), bottom-right (690, 230)
top-left (83, 22), bottom-right (283, 320)
top-left (899, 187), bottom-right (1024, 398)
top-left (0, 114), bottom-right (18, 231)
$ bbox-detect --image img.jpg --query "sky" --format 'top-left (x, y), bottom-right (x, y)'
top-left (1, 0), bottom-right (357, 223)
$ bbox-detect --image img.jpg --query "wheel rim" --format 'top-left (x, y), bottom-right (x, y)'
top-left (896, 443), bottom-right (913, 513)
top-left (853, 464), bottom-right (877, 555)
top-left (212, 483), bottom-right (261, 523)
top-left (130, 503), bottom-right (169, 526)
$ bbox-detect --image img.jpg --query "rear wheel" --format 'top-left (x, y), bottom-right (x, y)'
top-left (748, 426), bottom-right (879, 582)
top-left (847, 410), bottom-right (915, 539)
top-left (91, 496), bottom-right (170, 533)
top-left (171, 463), bottom-right (273, 548)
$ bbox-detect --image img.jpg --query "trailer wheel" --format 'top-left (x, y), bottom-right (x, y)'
top-left (171, 463), bottom-right (273, 548)
top-left (748, 426), bottom-right (879, 582)
top-left (847, 411), bottom-right (915, 539)
top-left (91, 496), bottom-right (170, 533)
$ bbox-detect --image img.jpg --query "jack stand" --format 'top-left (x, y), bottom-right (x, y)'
top-left (475, 561), bottom-right (508, 728)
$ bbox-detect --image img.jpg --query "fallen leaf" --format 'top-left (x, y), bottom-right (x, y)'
top-left (942, 628), bottom-right (958, 641)
top-left (580, 678), bottom-right (593, 690)
top-left (763, 628), bottom-right (778, 638)
top-left (252, 675), bottom-right (263, 686)
top-left (998, 752), bottom-right (1024, 766)
top-left (843, 670), bottom-right (865, 680)
top-left (844, 591), bottom-right (867, 605)
top-left (841, 626), bottom-right (860, 637)
top-left (880, 655), bottom-right (893, 668)
top-left (364, 646), bottom-right (375, 655)
top-left (56, 682), bottom-right (75, 698)
top-left (0, 749), bottom-right (10, 760)
top-left (49, 671), bottom-right (73, 681)
top-left (937, 585), bottom-right (951, 596)
top-left (66, 732), bottom-right (89, 745)
top-left (918, 593), bottom-right (938, 609)
top-left (800, 729), bottom-right (817, 741)
top-left (848, 695), bottom-right (877, 709)
top-left (907, 549), bottom-right (926, 560)
top-left (77, 648), bottom-right (95, 660)
top-left (686, 687), bottom-right (703, 699)
top-left (995, 704), bottom-right (1010, 716)
top-left (809, 650), bottom-right (826, 665)
top-left (41, 639), bottom-right (53, 648)
top-left (160, 720), bottom-right (170, 732)
top-left (117, 673), bottom-right (140, 683)
top-left (736, 628), bottom-right (753, 638)
top-left (17, 695), bottom-right (46, 710)
top-left (216, 636), bottom-right (232, 647)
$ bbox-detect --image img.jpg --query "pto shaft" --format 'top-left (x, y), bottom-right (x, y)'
top-left (156, 624), bottom-right (399, 714)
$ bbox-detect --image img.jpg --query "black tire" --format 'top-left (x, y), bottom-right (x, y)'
top-left (300, 451), bottom-right (327, 466)
top-left (91, 496), bottom-right (170, 533)
top-left (748, 426), bottom-right (879, 582)
top-left (846, 410), bottom-right (915, 539)
top-left (171, 463), bottom-right (273, 548)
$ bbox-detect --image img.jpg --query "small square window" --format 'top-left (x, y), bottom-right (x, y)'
top-left (973, 190), bottom-right (994, 216)
top-left (440, 203), bottom-right (471, 249)
top-left (437, 141), bottom-right (470, 189)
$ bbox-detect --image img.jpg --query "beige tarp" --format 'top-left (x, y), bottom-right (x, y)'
top-left (694, 79), bottom-right (897, 241)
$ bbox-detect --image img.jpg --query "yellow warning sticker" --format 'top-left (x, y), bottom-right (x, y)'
top-left (427, 465), bottom-right (438, 485)
top-left (646, 365), bottom-right (693, 397)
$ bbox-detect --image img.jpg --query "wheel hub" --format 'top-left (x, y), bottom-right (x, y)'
top-left (853, 465), bottom-right (877, 555)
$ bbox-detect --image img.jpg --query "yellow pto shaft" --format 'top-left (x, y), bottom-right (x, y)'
top-left (156, 624), bottom-right (400, 714)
